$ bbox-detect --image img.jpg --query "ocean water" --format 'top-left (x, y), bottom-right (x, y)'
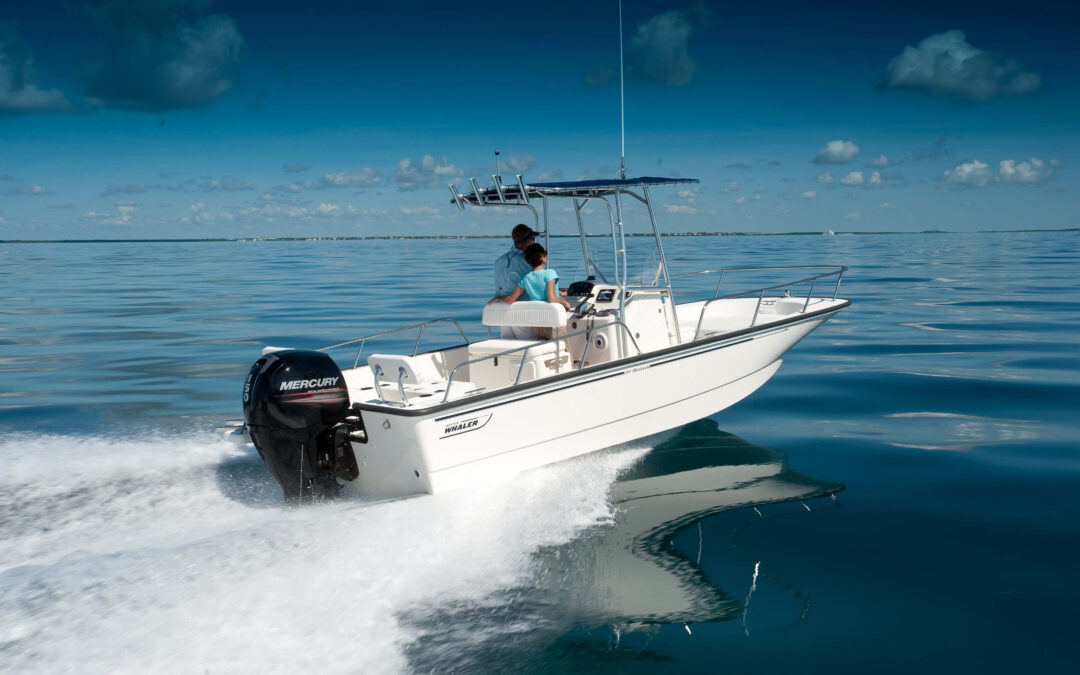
top-left (1, 231), bottom-right (1078, 673)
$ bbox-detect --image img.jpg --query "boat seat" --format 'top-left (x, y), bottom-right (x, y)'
top-left (367, 353), bottom-right (427, 385)
top-left (469, 338), bottom-right (562, 358)
top-left (482, 301), bottom-right (568, 328)
top-left (365, 354), bottom-right (483, 405)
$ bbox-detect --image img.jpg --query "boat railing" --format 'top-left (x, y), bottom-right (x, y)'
top-left (441, 321), bottom-right (643, 403)
top-left (318, 317), bottom-right (472, 368)
top-left (673, 266), bottom-right (847, 340)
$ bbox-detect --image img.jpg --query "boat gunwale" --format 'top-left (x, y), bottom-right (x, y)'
top-left (348, 299), bottom-right (850, 419)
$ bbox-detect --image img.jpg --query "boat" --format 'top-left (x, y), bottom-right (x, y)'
top-left (238, 172), bottom-right (850, 502)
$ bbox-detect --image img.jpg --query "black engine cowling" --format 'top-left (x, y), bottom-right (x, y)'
top-left (243, 349), bottom-right (362, 503)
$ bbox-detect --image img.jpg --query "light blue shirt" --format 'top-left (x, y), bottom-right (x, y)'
top-left (519, 268), bottom-right (558, 302)
top-left (494, 246), bottom-right (532, 297)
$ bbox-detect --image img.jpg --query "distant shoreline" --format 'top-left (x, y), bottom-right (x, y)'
top-left (1, 228), bottom-right (1077, 244)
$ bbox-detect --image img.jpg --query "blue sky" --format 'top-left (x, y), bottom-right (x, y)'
top-left (1, 0), bottom-right (1077, 239)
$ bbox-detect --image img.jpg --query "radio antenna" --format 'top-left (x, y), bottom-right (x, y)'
top-left (618, 0), bottom-right (626, 178)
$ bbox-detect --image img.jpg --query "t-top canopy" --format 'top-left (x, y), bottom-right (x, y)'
top-left (452, 176), bottom-right (700, 207)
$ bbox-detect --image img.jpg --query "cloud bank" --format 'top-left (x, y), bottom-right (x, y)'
top-left (879, 30), bottom-right (1041, 103)
top-left (625, 3), bottom-right (713, 86)
top-left (392, 155), bottom-right (463, 191)
top-left (944, 157), bottom-right (1057, 186)
top-left (81, 0), bottom-right (243, 111)
top-left (0, 23), bottom-right (71, 114)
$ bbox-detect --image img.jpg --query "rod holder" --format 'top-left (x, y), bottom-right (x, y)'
top-left (468, 178), bottom-right (484, 205)
top-left (515, 174), bottom-right (529, 204)
top-left (448, 184), bottom-right (465, 211)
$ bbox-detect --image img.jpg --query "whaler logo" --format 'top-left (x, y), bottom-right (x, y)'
top-left (280, 377), bottom-right (340, 391)
top-left (441, 413), bottom-right (492, 438)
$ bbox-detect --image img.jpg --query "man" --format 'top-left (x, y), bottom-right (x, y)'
top-left (492, 223), bottom-right (538, 338)
top-left (494, 223), bottom-right (537, 297)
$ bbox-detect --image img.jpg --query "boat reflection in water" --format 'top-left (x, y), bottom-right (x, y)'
top-left (534, 418), bottom-right (844, 631)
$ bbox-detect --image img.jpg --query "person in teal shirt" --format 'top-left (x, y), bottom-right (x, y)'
top-left (488, 243), bottom-right (572, 310)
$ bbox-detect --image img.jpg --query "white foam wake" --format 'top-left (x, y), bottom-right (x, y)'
top-left (0, 433), bottom-right (647, 673)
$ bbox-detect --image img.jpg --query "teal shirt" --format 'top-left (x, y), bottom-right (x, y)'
top-left (519, 268), bottom-right (558, 301)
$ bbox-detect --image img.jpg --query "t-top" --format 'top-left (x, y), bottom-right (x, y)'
top-left (518, 268), bottom-right (558, 302)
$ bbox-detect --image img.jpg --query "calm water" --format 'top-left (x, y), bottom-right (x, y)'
top-left (1, 232), bottom-right (1078, 673)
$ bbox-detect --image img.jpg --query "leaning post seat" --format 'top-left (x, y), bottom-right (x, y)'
top-left (474, 302), bottom-right (571, 388)
top-left (482, 301), bottom-right (568, 330)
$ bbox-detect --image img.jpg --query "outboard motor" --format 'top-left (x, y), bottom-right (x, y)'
top-left (243, 349), bottom-right (363, 503)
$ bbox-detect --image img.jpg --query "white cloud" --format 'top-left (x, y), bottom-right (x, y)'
top-left (735, 196), bottom-right (746, 204)
top-left (800, 191), bottom-right (817, 199)
top-left (943, 160), bottom-right (992, 187)
top-left (879, 30), bottom-right (1041, 103)
top-left (317, 203), bottom-right (342, 216)
top-left (869, 155), bottom-right (891, 167)
top-left (844, 211), bottom-right (862, 221)
top-left (0, 215), bottom-right (6, 224)
top-left (997, 158), bottom-right (1054, 183)
top-left (839, 171), bottom-right (864, 186)
top-left (678, 188), bottom-right (699, 202)
top-left (664, 204), bottom-right (700, 214)
top-left (115, 203), bottom-right (136, 222)
top-left (7, 184), bottom-right (49, 195)
top-left (944, 157), bottom-right (1055, 187)
top-left (391, 155), bottom-right (464, 191)
top-left (83, 201), bottom-right (140, 226)
top-left (817, 172), bottom-right (834, 184)
top-left (813, 140), bottom-right (860, 165)
top-left (201, 176), bottom-right (254, 192)
top-left (400, 206), bottom-right (440, 216)
top-left (868, 171), bottom-right (882, 186)
top-left (880, 202), bottom-right (896, 209)
top-left (322, 169), bottom-right (381, 188)
top-left (502, 152), bottom-right (536, 174)
top-left (722, 181), bottom-right (738, 193)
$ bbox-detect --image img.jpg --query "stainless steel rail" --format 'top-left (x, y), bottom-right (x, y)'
top-left (318, 317), bottom-right (471, 368)
top-left (681, 266), bottom-right (847, 339)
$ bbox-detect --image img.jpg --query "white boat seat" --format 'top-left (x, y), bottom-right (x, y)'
top-left (468, 338), bottom-right (561, 358)
top-left (367, 353), bottom-right (426, 385)
top-left (482, 301), bottom-right (568, 328)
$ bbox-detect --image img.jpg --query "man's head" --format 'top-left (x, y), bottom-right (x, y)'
top-left (511, 224), bottom-right (538, 250)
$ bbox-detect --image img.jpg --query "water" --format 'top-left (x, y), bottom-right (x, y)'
top-left (2, 232), bottom-right (1079, 673)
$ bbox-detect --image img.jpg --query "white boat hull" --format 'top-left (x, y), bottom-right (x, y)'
top-left (350, 311), bottom-right (831, 500)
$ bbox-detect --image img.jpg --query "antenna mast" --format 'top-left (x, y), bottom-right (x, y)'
top-left (618, 0), bottom-right (626, 178)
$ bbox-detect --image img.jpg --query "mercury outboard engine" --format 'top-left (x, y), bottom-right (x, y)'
top-left (243, 349), bottom-right (363, 503)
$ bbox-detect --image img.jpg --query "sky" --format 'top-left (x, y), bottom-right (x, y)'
top-left (1, 0), bottom-right (1078, 239)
